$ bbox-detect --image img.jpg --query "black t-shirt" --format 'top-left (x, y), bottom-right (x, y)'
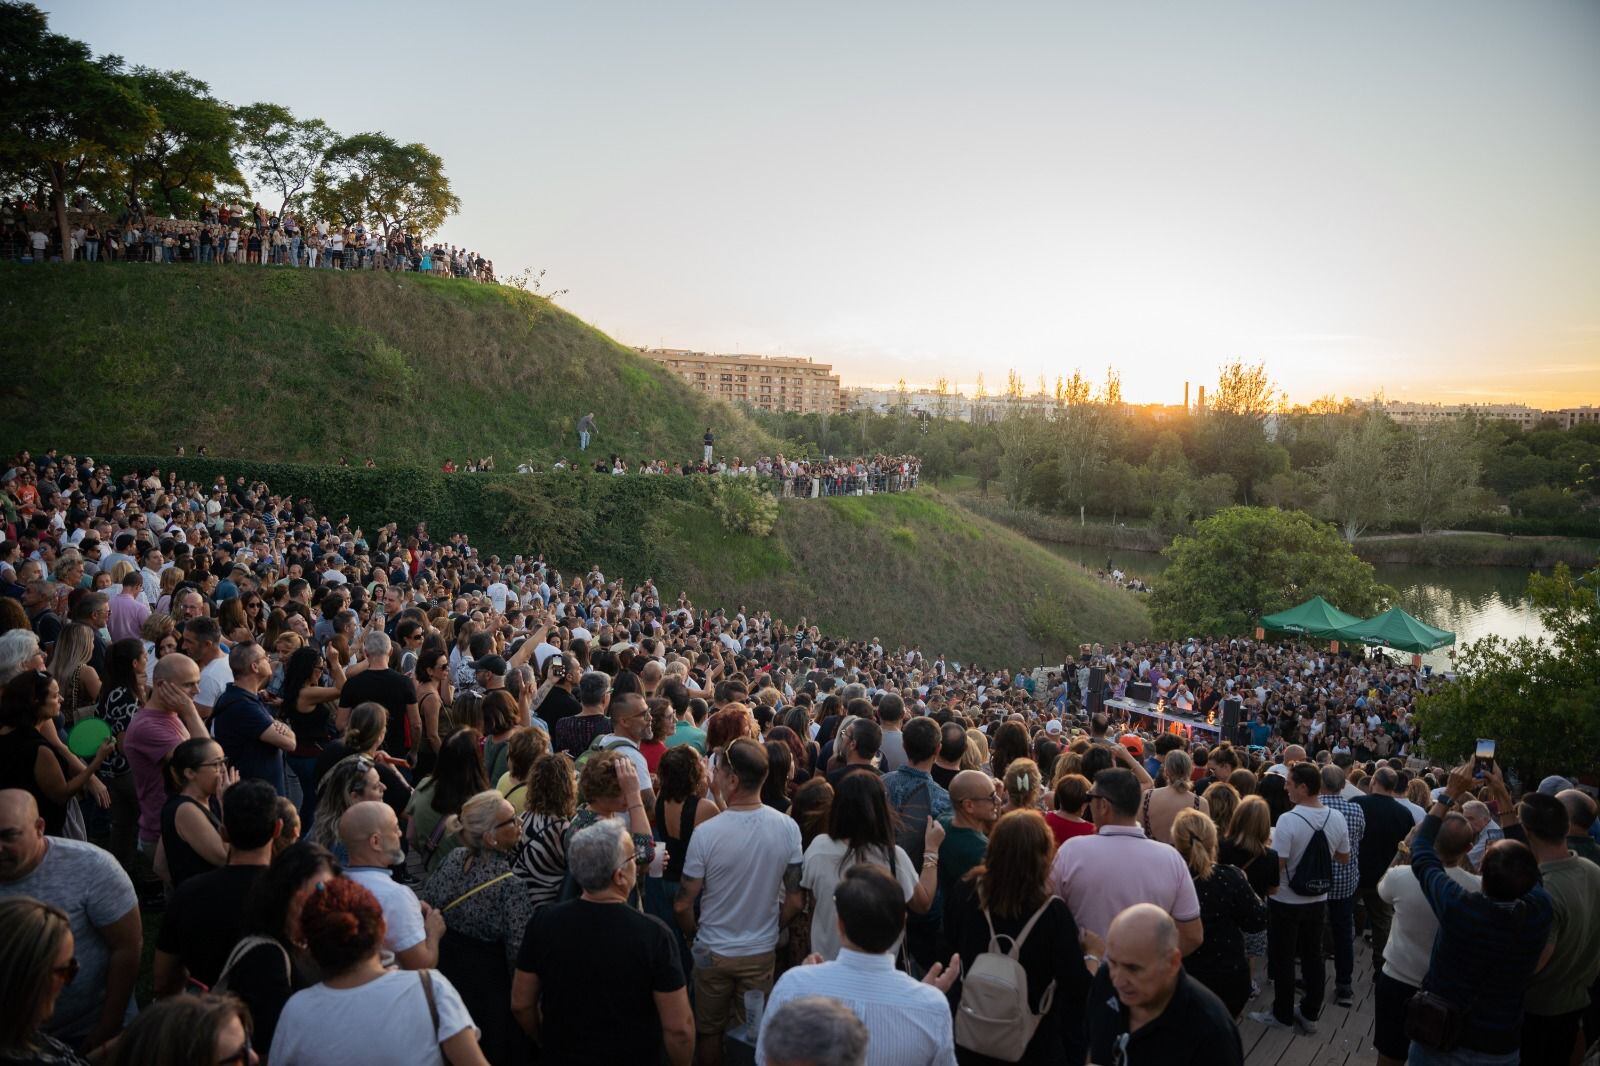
top-left (157, 864), bottom-right (266, 988)
top-left (1217, 841), bottom-right (1279, 900)
top-left (539, 686), bottom-right (582, 730)
top-left (516, 898), bottom-right (684, 1065)
top-left (930, 763), bottom-right (960, 790)
top-left (221, 937), bottom-right (309, 1055)
top-left (339, 669), bottom-right (417, 758)
top-left (944, 884), bottom-right (1090, 1065)
top-left (1354, 793), bottom-right (1415, 892)
top-left (825, 762), bottom-right (883, 789)
top-left (1085, 966), bottom-right (1243, 1066)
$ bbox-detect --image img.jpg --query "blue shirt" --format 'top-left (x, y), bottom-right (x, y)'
top-left (882, 765), bottom-right (952, 823)
top-left (1411, 814), bottom-right (1552, 1052)
top-left (211, 684), bottom-right (286, 795)
top-left (1321, 793), bottom-right (1365, 900)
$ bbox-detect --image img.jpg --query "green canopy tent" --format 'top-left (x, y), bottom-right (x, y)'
top-left (1259, 596), bottom-right (1365, 639)
top-left (1335, 607), bottom-right (1456, 654)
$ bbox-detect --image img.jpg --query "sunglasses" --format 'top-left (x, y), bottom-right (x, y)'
top-left (216, 1034), bottom-right (255, 1066)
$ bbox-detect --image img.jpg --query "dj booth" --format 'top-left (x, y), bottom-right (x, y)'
top-left (1104, 696), bottom-right (1225, 740)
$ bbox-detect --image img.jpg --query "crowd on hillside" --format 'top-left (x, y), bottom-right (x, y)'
top-left (1, 197), bottom-right (496, 283)
top-left (0, 446), bottom-right (1596, 1066)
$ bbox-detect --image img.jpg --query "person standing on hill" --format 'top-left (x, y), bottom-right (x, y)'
top-left (702, 427), bottom-right (714, 466)
top-left (577, 413), bottom-right (597, 452)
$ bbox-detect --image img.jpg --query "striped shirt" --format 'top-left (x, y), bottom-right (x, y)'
top-left (756, 949), bottom-right (957, 1066)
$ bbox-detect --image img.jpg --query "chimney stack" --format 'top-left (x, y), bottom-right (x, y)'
top-left (1184, 382), bottom-right (1190, 410)
top-left (1197, 385), bottom-right (1206, 413)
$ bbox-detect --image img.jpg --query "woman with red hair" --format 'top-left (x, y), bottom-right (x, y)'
top-left (268, 877), bottom-right (490, 1065)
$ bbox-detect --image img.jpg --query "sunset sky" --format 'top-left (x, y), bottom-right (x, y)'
top-left (49, 0), bottom-right (1600, 407)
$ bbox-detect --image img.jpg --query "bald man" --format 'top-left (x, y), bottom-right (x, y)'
top-left (1086, 903), bottom-right (1242, 1065)
top-left (123, 652), bottom-right (207, 886)
top-left (339, 801), bottom-right (443, 970)
top-left (1557, 789), bottom-right (1600, 865)
top-left (0, 790), bottom-right (141, 1050)
top-left (940, 770), bottom-right (1000, 901)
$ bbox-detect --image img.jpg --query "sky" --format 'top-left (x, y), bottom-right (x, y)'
top-left (47, 0), bottom-right (1600, 408)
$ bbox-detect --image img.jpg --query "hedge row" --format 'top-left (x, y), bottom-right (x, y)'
top-left (93, 454), bottom-right (713, 573)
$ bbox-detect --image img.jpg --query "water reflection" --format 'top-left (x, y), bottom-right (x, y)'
top-left (1042, 541), bottom-right (1550, 670)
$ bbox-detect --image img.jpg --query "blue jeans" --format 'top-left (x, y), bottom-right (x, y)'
top-left (1326, 893), bottom-right (1356, 989)
top-left (289, 237), bottom-right (301, 265)
top-left (285, 754), bottom-right (320, 833)
top-left (579, 431), bottom-right (590, 450)
top-left (1407, 1044), bottom-right (1518, 1066)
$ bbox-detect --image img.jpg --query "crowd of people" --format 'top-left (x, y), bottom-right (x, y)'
top-left (0, 446), bottom-right (1596, 1066)
top-left (1, 198), bottom-right (496, 283)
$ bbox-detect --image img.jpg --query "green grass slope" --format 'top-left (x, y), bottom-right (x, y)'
top-left (0, 263), bottom-right (774, 465)
top-left (655, 488), bottom-right (1150, 665)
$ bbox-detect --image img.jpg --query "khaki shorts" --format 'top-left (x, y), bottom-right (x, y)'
top-left (692, 949), bottom-right (774, 1036)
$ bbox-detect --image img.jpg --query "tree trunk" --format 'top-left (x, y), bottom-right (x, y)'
top-left (50, 161), bottom-right (70, 263)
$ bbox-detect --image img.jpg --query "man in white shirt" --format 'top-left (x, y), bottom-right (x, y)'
top-left (675, 739), bottom-right (803, 1066)
top-left (1249, 762), bottom-right (1350, 1035)
top-left (758, 866), bottom-right (958, 1066)
top-left (181, 617), bottom-right (232, 720)
top-left (339, 802), bottom-right (443, 970)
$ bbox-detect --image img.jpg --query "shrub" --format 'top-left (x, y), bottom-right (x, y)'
top-left (711, 478), bottom-right (779, 537)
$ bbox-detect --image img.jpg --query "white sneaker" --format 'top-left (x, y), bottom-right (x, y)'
top-left (1248, 1010), bottom-right (1292, 1030)
top-left (1294, 1008), bottom-right (1319, 1035)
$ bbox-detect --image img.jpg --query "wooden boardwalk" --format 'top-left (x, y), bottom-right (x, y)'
top-left (1242, 936), bottom-right (1380, 1066)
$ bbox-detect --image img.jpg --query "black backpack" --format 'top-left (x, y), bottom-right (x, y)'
top-left (1287, 809), bottom-right (1334, 896)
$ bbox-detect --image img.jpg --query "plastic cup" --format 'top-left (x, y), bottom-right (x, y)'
top-left (744, 989), bottom-right (765, 1037)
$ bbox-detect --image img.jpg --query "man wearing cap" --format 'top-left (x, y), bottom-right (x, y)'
top-left (473, 653), bottom-right (509, 696)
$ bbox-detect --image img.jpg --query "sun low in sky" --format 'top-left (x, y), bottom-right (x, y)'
top-left (51, 0), bottom-right (1600, 408)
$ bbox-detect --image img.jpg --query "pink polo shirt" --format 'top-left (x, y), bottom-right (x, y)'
top-left (1047, 824), bottom-right (1201, 938)
top-left (122, 707), bottom-right (190, 843)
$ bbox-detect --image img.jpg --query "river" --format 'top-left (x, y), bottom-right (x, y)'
top-left (1044, 542), bottom-right (1551, 670)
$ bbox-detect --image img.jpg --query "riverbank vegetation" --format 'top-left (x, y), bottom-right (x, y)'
top-left (1415, 563), bottom-right (1600, 784)
top-left (750, 362), bottom-right (1599, 545)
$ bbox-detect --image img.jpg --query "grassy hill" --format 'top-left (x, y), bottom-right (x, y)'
top-left (0, 263), bottom-right (774, 464)
top-left (7, 264), bottom-right (1148, 664)
top-left (653, 488), bottom-right (1150, 664)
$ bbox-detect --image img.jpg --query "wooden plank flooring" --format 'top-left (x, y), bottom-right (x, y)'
top-left (1242, 935), bottom-right (1378, 1066)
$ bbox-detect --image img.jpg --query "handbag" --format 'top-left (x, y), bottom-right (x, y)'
top-left (1404, 989), bottom-right (1463, 1052)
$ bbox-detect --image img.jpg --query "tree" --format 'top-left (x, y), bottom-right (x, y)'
top-left (1149, 507), bottom-right (1389, 636)
top-left (0, 2), bottom-right (155, 256)
top-left (1413, 562), bottom-right (1599, 783)
top-left (1316, 409), bottom-right (1400, 541)
top-left (121, 67), bottom-right (241, 215)
top-left (232, 102), bottom-right (333, 216)
top-left (1398, 418), bottom-right (1483, 534)
top-left (1053, 369), bottom-right (1117, 521)
top-left (1256, 470), bottom-right (1322, 512)
top-left (995, 408), bottom-right (1052, 507)
top-left (311, 132), bottom-right (459, 237)
top-left (1210, 360), bottom-right (1281, 419)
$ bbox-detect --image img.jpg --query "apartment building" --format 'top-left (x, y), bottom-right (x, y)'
top-left (639, 349), bottom-right (847, 415)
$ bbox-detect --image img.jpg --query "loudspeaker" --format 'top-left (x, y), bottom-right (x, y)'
top-left (1088, 667), bottom-right (1106, 714)
top-left (1126, 681), bottom-right (1153, 704)
top-left (1221, 698), bottom-right (1243, 740)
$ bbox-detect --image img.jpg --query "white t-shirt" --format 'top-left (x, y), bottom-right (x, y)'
top-left (1378, 864), bottom-right (1480, 987)
top-left (346, 867), bottom-right (427, 963)
top-left (268, 969), bottom-right (475, 1066)
top-left (197, 655), bottom-right (234, 712)
top-left (683, 805), bottom-right (803, 956)
top-left (486, 582), bottom-right (511, 612)
top-left (1270, 804), bottom-right (1351, 905)
top-left (801, 836), bottom-right (917, 961)
top-left (1396, 798), bottom-right (1426, 825)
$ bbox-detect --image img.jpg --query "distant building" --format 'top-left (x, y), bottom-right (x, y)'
top-left (1550, 406), bottom-right (1600, 430)
top-left (1368, 400), bottom-right (1558, 429)
top-left (639, 349), bottom-right (846, 415)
